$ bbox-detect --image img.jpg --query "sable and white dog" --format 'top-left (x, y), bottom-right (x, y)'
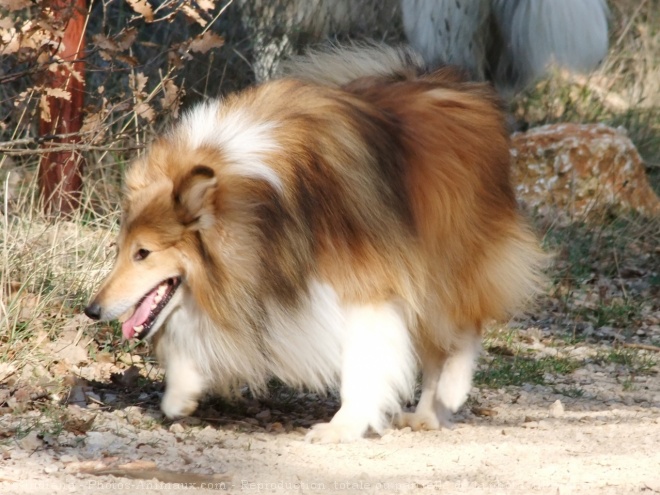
top-left (85, 45), bottom-right (545, 443)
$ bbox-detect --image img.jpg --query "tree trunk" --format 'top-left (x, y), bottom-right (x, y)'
top-left (38, 0), bottom-right (87, 216)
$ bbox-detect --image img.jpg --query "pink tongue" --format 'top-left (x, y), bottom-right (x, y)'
top-left (121, 286), bottom-right (160, 339)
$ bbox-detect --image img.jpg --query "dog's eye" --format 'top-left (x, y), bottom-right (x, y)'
top-left (134, 248), bottom-right (151, 261)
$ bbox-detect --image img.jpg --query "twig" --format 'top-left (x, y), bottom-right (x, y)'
top-left (0, 145), bottom-right (144, 155)
top-left (622, 342), bottom-right (660, 353)
top-left (615, 0), bottom-right (649, 48)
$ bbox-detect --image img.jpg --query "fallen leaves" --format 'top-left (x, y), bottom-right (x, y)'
top-left (60, 410), bottom-right (97, 435)
top-left (126, 0), bottom-right (154, 23)
top-left (188, 31), bottom-right (224, 54)
top-left (471, 407), bottom-right (498, 417)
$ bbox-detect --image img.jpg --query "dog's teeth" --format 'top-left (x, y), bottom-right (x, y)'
top-left (133, 325), bottom-right (144, 333)
top-left (151, 304), bottom-right (157, 310)
top-left (153, 295), bottom-right (162, 304)
top-left (156, 284), bottom-right (167, 296)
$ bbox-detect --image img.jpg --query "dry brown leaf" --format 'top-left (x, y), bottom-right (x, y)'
top-left (39, 94), bottom-right (52, 123)
top-left (92, 33), bottom-right (118, 52)
top-left (189, 32), bottom-right (224, 54)
top-left (45, 87), bottom-right (72, 100)
top-left (0, 27), bottom-right (20, 55)
top-left (0, 363), bottom-right (17, 384)
top-left (168, 49), bottom-right (185, 68)
top-left (114, 53), bottom-right (139, 67)
top-left (130, 72), bottom-right (149, 96)
top-left (49, 338), bottom-right (89, 366)
top-left (80, 112), bottom-right (105, 141)
top-left (134, 101), bottom-right (155, 122)
top-left (161, 79), bottom-right (182, 116)
top-left (197, 0), bottom-right (216, 12)
top-left (181, 4), bottom-right (207, 27)
top-left (0, 17), bottom-right (14, 30)
top-left (116, 28), bottom-right (138, 51)
top-left (127, 0), bottom-right (154, 22)
top-left (61, 413), bottom-right (96, 435)
top-left (472, 407), bottom-right (498, 417)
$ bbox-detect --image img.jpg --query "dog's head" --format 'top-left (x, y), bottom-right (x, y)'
top-left (85, 140), bottom-right (220, 341)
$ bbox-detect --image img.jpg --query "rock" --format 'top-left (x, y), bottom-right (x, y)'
top-left (549, 399), bottom-right (565, 418)
top-left (44, 464), bottom-right (59, 474)
top-left (255, 409), bottom-right (272, 421)
top-left (511, 124), bottom-right (660, 219)
top-left (267, 422), bottom-right (284, 433)
top-left (169, 423), bottom-right (185, 434)
top-left (46, 327), bottom-right (89, 365)
top-left (17, 430), bottom-right (43, 451)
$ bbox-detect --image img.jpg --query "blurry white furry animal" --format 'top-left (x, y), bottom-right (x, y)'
top-left (232, 0), bottom-right (607, 93)
top-left (401, 0), bottom-right (610, 94)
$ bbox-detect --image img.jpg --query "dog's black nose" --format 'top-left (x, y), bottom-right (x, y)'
top-left (84, 303), bottom-right (102, 321)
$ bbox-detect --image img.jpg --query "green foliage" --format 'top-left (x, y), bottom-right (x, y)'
top-left (476, 352), bottom-right (581, 388)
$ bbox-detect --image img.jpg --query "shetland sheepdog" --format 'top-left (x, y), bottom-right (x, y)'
top-left (85, 45), bottom-right (545, 443)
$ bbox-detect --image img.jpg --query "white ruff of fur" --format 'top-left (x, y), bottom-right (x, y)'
top-left (179, 100), bottom-right (284, 194)
top-left (160, 282), bottom-right (418, 437)
top-left (160, 282), bottom-right (346, 397)
top-left (263, 282), bottom-right (345, 392)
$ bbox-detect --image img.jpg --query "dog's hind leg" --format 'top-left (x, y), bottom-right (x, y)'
top-left (306, 301), bottom-right (417, 443)
top-left (396, 347), bottom-right (446, 430)
top-left (397, 332), bottom-right (481, 430)
top-left (436, 333), bottom-right (481, 414)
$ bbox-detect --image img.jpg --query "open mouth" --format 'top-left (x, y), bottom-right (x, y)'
top-left (121, 277), bottom-right (181, 340)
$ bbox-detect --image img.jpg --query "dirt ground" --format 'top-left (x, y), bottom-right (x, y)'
top-left (1, 324), bottom-right (659, 495)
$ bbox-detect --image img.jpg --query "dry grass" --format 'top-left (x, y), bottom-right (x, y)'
top-left (0, 168), bottom-right (119, 370)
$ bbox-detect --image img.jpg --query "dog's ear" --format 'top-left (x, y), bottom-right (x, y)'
top-left (173, 165), bottom-right (217, 228)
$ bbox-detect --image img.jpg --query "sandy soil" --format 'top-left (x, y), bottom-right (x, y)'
top-left (2, 364), bottom-right (659, 495)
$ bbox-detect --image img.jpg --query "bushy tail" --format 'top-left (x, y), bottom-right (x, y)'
top-left (279, 43), bottom-right (425, 87)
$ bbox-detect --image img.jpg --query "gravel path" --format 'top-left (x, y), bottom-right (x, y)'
top-left (2, 350), bottom-right (659, 495)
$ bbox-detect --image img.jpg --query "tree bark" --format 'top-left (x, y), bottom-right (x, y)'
top-left (38, 0), bottom-right (87, 216)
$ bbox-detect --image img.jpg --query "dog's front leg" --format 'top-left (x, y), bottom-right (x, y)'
top-left (306, 302), bottom-right (416, 443)
top-left (160, 351), bottom-right (206, 419)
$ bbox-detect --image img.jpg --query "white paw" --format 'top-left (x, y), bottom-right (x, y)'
top-left (305, 422), bottom-right (365, 444)
top-left (161, 391), bottom-right (198, 419)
